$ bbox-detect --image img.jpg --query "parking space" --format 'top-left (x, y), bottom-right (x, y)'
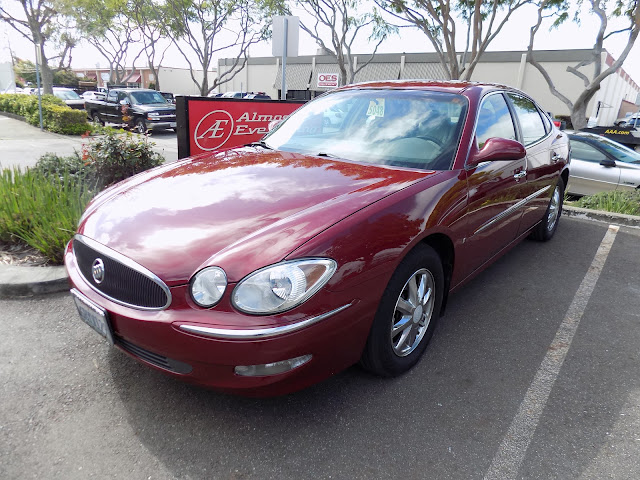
top-left (1, 216), bottom-right (638, 479)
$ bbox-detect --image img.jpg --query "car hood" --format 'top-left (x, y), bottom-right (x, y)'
top-left (133, 103), bottom-right (175, 112)
top-left (78, 148), bottom-right (436, 285)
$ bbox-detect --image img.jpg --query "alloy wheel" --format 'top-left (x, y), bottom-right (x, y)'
top-left (390, 268), bottom-right (435, 357)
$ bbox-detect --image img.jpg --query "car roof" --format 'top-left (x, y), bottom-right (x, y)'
top-left (336, 80), bottom-right (515, 95)
top-left (566, 131), bottom-right (606, 141)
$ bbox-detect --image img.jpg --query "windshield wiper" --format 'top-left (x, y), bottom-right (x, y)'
top-left (245, 140), bottom-right (273, 149)
top-left (316, 152), bottom-right (341, 159)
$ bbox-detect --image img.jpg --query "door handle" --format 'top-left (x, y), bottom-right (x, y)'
top-left (513, 171), bottom-right (527, 180)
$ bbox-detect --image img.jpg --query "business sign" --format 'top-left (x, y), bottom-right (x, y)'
top-left (581, 126), bottom-right (640, 146)
top-left (176, 97), bottom-right (306, 158)
top-left (317, 73), bottom-right (340, 89)
top-left (272, 16), bottom-right (299, 57)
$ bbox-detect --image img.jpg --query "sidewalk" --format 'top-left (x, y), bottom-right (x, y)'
top-left (0, 114), bottom-right (178, 170)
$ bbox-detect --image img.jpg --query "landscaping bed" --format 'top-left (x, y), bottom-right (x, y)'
top-left (0, 131), bottom-right (164, 265)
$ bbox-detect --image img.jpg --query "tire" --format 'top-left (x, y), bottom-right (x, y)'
top-left (91, 112), bottom-right (104, 126)
top-left (360, 244), bottom-right (444, 377)
top-left (135, 118), bottom-right (147, 134)
top-left (529, 178), bottom-right (564, 242)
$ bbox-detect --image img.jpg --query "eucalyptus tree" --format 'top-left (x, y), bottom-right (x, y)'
top-left (527, 0), bottom-right (640, 129)
top-left (290, 0), bottom-right (396, 86)
top-left (0, 0), bottom-right (74, 93)
top-left (163, 0), bottom-right (282, 96)
top-left (130, 0), bottom-right (170, 90)
top-left (377, 0), bottom-right (531, 80)
top-left (63, 0), bottom-right (143, 85)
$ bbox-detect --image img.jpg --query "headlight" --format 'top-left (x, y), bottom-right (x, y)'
top-left (190, 267), bottom-right (227, 307)
top-left (232, 259), bottom-right (337, 315)
top-left (148, 112), bottom-right (160, 116)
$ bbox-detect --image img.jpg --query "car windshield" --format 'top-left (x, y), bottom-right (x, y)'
top-left (593, 136), bottom-right (640, 163)
top-left (54, 90), bottom-right (81, 100)
top-left (129, 91), bottom-right (168, 105)
top-left (264, 89), bottom-right (468, 170)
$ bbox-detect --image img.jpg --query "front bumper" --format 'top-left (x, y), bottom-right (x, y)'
top-left (145, 115), bottom-right (176, 130)
top-left (64, 241), bottom-right (374, 396)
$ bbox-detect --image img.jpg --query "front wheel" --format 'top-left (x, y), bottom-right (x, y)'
top-left (91, 112), bottom-right (104, 126)
top-left (135, 118), bottom-right (147, 134)
top-left (530, 179), bottom-right (564, 241)
top-left (360, 244), bottom-right (444, 377)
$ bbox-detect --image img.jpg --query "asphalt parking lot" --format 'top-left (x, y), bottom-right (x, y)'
top-left (1, 215), bottom-right (639, 479)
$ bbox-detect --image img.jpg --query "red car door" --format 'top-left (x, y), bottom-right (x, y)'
top-left (460, 92), bottom-right (529, 274)
top-left (506, 93), bottom-right (566, 236)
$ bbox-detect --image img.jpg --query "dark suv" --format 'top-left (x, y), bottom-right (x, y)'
top-left (85, 88), bottom-right (177, 133)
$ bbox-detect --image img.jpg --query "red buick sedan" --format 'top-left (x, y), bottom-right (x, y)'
top-left (65, 81), bottom-right (570, 396)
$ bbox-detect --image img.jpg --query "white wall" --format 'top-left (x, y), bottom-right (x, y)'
top-left (158, 67), bottom-right (217, 96)
top-left (217, 61), bottom-right (279, 98)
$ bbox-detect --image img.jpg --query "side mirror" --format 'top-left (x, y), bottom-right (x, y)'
top-left (467, 137), bottom-right (526, 167)
top-left (600, 158), bottom-right (616, 168)
top-left (119, 99), bottom-right (130, 106)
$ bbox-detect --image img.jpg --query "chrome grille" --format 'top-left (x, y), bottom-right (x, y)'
top-left (73, 235), bottom-right (171, 310)
top-left (115, 336), bottom-right (192, 374)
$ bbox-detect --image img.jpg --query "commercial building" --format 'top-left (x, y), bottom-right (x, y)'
top-left (218, 49), bottom-right (640, 127)
top-left (72, 66), bottom-right (216, 96)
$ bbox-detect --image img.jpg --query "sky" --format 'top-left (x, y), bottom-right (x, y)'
top-left (1, 1), bottom-right (639, 86)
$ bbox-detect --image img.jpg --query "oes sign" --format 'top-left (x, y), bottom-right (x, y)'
top-left (318, 73), bottom-right (339, 89)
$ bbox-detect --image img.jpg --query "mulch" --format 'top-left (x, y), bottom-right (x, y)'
top-left (0, 242), bottom-right (51, 266)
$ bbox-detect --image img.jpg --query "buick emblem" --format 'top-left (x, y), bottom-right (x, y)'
top-left (92, 258), bottom-right (105, 284)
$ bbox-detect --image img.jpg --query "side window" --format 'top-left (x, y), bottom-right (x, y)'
top-left (107, 91), bottom-right (117, 102)
top-left (476, 93), bottom-right (517, 149)
top-left (540, 110), bottom-right (552, 133)
top-left (570, 140), bottom-right (607, 163)
top-left (508, 93), bottom-right (547, 146)
top-left (117, 92), bottom-right (129, 103)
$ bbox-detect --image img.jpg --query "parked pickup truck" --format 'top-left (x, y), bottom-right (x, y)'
top-left (85, 88), bottom-right (177, 133)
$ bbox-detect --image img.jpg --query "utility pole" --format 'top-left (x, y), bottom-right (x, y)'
top-left (34, 43), bottom-right (43, 131)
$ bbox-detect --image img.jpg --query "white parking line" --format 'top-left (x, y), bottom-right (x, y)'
top-left (484, 225), bottom-right (620, 480)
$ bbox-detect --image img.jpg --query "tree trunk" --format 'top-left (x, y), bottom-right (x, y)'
top-left (40, 61), bottom-right (54, 95)
top-left (570, 86), bottom-right (600, 129)
top-left (570, 105), bottom-right (589, 130)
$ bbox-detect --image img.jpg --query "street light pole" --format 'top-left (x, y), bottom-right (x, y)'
top-left (34, 43), bottom-right (43, 131)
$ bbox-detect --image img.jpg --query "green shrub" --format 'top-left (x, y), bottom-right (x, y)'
top-left (83, 130), bottom-right (164, 187)
top-left (34, 152), bottom-right (96, 185)
top-left (39, 104), bottom-right (91, 135)
top-left (0, 93), bottom-right (90, 136)
top-left (575, 190), bottom-right (640, 216)
top-left (0, 167), bottom-right (94, 263)
top-left (0, 132), bottom-right (164, 263)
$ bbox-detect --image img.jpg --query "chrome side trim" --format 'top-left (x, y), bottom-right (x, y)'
top-left (474, 185), bottom-right (551, 235)
top-left (73, 234), bottom-right (172, 311)
top-left (179, 303), bottom-right (353, 339)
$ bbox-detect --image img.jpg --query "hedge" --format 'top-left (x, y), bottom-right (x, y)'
top-left (0, 93), bottom-right (91, 135)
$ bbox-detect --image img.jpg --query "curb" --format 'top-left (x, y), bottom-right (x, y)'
top-left (0, 265), bottom-right (69, 299)
top-left (0, 207), bottom-right (637, 300)
top-left (563, 205), bottom-right (640, 228)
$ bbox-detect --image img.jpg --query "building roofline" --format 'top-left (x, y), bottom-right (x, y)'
top-left (221, 49), bottom-right (602, 67)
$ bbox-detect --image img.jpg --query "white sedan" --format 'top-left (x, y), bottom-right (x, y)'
top-left (567, 132), bottom-right (640, 196)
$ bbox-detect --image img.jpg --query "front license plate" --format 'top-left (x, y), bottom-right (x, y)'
top-left (71, 289), bottom-right (114, 345)
top-left (169, 122), bottom-right (177, 127)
